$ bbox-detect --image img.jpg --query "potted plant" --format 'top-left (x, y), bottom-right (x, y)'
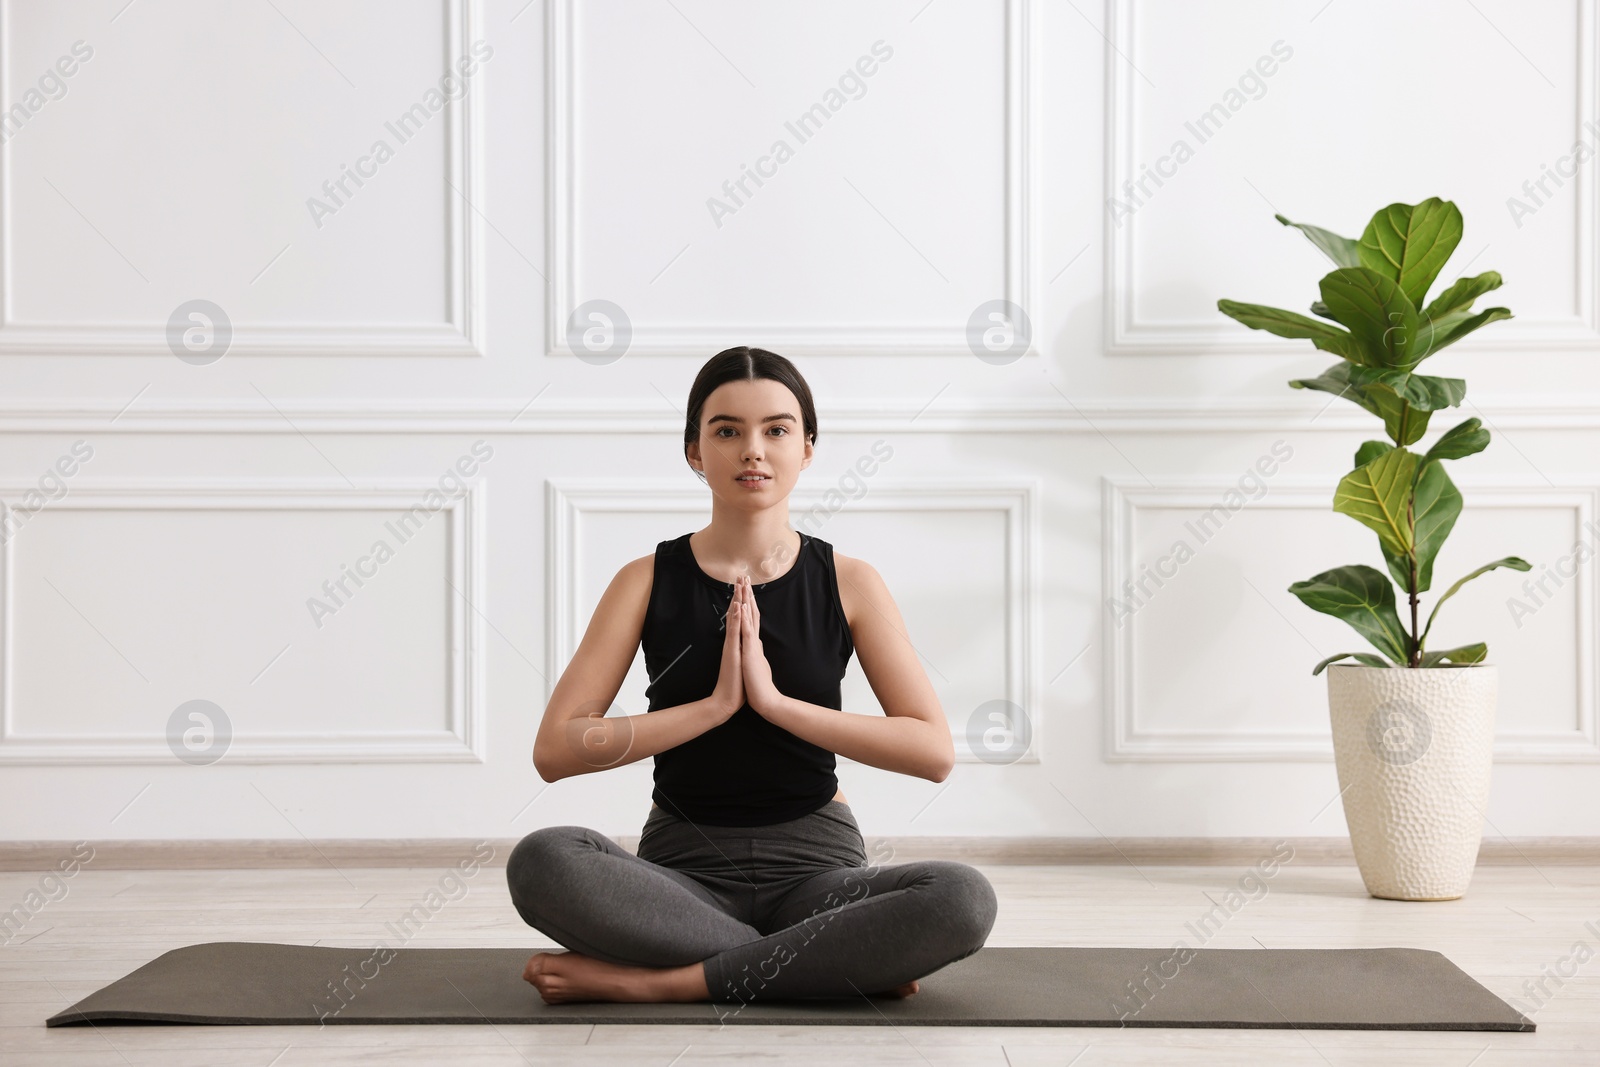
top-left (1217, 197), bottom-right (1530, 901)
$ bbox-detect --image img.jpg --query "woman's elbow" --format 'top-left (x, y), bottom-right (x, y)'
top-left (927, 720), bottom-right (955, 781)
top-left (531, 744), bottom-right (567, 783)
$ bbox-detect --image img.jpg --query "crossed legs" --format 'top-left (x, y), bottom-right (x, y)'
top-left (504, 825), bottom-right (754, 1003)
top-left (701, 855), bottom-right (996, 1009)
top-left (505, 824), bottom-right (997, 1005)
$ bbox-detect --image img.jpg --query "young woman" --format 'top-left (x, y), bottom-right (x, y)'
top-left (506, 346), bottom-right (997, 1007)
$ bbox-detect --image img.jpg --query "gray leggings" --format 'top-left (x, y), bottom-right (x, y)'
top-left (505, 800), bottom-right (998, 1006)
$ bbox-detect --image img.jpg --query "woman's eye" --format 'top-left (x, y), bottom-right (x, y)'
top-left (717, 426), bottom-right (788, 437)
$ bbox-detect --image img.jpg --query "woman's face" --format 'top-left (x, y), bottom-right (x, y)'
top-left (689, 378), bottom-right (811, 503)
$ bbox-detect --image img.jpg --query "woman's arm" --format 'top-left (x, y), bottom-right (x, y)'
top-left (737, 558), bottom-right (954, 782)
top-left (534, 556), bottom-right (734, 782)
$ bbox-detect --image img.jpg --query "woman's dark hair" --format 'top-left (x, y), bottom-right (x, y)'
top-left (683, 347), bottom-right (818, 483)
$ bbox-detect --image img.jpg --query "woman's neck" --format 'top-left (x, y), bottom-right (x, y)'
top-left (690, 525), bottom-right (801, 584)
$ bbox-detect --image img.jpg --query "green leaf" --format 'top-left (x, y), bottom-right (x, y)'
top-left (1289, 362), bottom-right (1382, 419)
top-left (1289, 362), bottom-right (1435, 444)
top-left (1288, 565), bottom-right (1411, 665)
top-left (1334, 448), bottom-right (1419, 557)
top-left (1359, 198), bottom-right (1464, 309)
top-left (1366, 450), bottom-right (1465, 594)
top-left (1312, 651), bottom-right (1396, 675)
top-left (1422, 271), bottom-right (1502, 322)
top-left (1310, 300), bottom-right (1340, 321)
top-left (1368, 386), bottom-right (1435, 446)
top-left (1423, 417), bottom-right (1490, 464)
top-left (1216, 299), bottom-right (1368, 364)
top-left (1409, 460), bottom-right (1464, 593)
top-left (1419, 642), bottom-right (1488, 668)
top-left (1276, 212), bottom-right (1362, 268)
top-left (1344, 366), bottom-right (1467, 411)
top-left (1319, 267), bottom-right (1421, 369)
top-left (1419, 556), bottom-right (1533, 646)
top-left (1377, 540), bottom-right (1413, 596)
top-left (1418, 306), bottom-right (1514, 358)
top-left (1354, 440), bottom-right (1392, 467)
top-left (1336, 368), bottom-right (1463, 447)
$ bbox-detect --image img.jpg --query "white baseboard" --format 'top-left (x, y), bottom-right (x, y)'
top-left (3, 836), bottom-right (1598, 870)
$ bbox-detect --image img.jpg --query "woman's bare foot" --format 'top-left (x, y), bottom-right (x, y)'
top-left (522, 951), bottom-right (707, 1004)
top-left (522, 950), bottom-right (920, 1004)
top-left (874, 979), bottom-right (921, 998)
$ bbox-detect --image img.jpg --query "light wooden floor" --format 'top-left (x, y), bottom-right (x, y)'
top-left (4, 860), bottom-right (1598, 1065)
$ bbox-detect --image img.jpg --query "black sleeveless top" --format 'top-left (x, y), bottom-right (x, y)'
top-left (642, 531), bottom-right (854, 826)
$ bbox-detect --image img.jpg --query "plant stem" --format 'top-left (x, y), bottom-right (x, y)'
top-left (1407, 497), bottom-right (1420, 667)
top-left (1409, 561), bottom-right (1420, 667)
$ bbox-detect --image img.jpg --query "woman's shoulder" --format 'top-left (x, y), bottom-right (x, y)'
top-left (826, 542), bottom-right (878, 579)
top-left (615, 533), bottom-right (691, 599)
top-left (621, 534), bottom-right (686, 578)
top-left (611, 550), bottom-right (659, 603)
top-left (826, 547), bottom-right (875, 631)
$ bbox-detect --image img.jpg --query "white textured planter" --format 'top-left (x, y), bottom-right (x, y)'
top-left (1326, 663), bottom-right (1499, 901)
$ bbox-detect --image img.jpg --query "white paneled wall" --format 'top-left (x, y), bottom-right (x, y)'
top-left (0, 0), bottom-right (1595, 841)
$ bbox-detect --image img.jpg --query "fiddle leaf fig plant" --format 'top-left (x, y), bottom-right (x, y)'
top-left (1216, 198), bottom-right (1531, 674)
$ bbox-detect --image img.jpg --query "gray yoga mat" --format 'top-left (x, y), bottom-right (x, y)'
top-left (45, 942), bottom-right (1533, 1030)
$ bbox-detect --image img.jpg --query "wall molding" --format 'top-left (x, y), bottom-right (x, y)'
top-left (1103, 0), bottom-right (1600, 355)
top-left (543, 477), bottom-right (1042, 763)
top-left (545, 0), bottom-right (1038, 357)
top-left (6, 394), bottom-right (1600, 433)
top-left (5, 835), bottom-right (1599, 869)
top-left (0, 480), bottom-right (487, 764)
top-left (1103, 475), bottom-right (1600, 761)
top-left (0, 0), bottom-right (485, 358)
